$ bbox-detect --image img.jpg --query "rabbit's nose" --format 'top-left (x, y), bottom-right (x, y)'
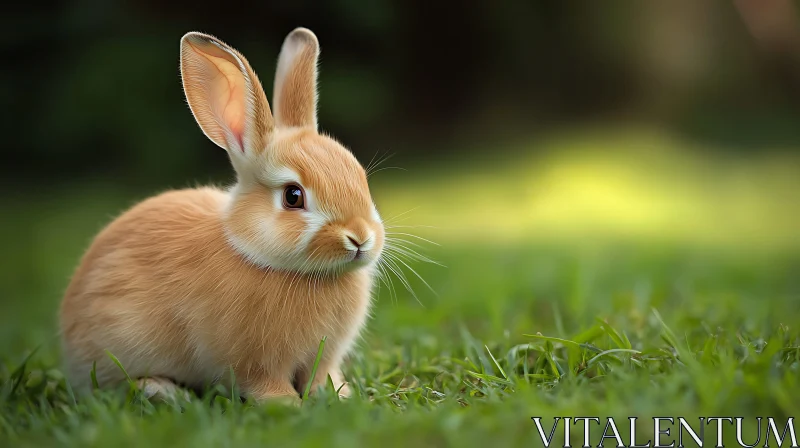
top-left (343, 232), bottom-right (374, 251)
top-left (347, 236), bottom-right (363, 248)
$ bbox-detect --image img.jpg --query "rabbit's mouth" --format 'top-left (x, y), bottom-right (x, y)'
top-left (339, 249), bottom-right (374, 270)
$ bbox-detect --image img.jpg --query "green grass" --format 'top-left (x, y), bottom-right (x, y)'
top-left (1, 239), bottom-right (799, 447)
top-left (2, 131), bottom-right (800, 447)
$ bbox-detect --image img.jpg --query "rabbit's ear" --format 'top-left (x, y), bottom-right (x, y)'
top-left (273, 28), bottom-right (320, 130)
top-left (180, 32), bottom-right (273, 156)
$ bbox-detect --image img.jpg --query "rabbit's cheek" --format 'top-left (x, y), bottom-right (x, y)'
top-left (298, 208), bottom-right (330, 249)
top-left (305, 224), bottom-right (351, 263)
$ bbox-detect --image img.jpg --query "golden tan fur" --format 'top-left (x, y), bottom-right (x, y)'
top-left (60, 28), bottom-right (384, 403)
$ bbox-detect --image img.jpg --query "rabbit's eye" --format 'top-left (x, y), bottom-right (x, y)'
top-left (283, 185), bottom-right (305, 209)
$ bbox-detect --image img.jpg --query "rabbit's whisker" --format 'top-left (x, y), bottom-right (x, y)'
top-left (385, 232), bottom-right (441, 246)
top-left (382, 207), bottom-right (420, 226)
top-left (383, 251), bottom-right (437, 300)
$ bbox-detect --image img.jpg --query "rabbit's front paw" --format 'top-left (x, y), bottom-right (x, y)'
top-left (246, 378), bottom-right (301, 407)
top-left (136, 377), bottom-right (190, 403)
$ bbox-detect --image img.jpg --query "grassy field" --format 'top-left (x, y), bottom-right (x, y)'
top-left (1, 131), bottom-right (799, 447)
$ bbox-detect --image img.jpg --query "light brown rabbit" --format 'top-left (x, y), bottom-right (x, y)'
top-left (59, 28), bottom-right (385, 405)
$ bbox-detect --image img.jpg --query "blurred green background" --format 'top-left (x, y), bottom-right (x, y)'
top-left (3, 0), bottom-right (800, 405)
top-left (3, 1), bottom-right (800, 445)
top-left (4, 0), bottom-right (800, 353)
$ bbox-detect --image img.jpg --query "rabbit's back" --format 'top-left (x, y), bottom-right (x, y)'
top-left (60, 187), bottom-right (232, 391)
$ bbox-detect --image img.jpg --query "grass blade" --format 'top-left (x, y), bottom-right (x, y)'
top-left (586, 349), bottom-right (641, 367)
top-left (524, 334), bottom-right (581, 349)
top-left (8, 346), bottom-right (40, 398)
top-left (105, 350), bottom-right (133, 384)
top-left (229, 366), bottom-right (237, 403)
top-left (90, 361), bottom-right (99, 390)
top-left (484, 345), bottom-right (507, 380)
top-left (302, 336), bottom-right (327, 400)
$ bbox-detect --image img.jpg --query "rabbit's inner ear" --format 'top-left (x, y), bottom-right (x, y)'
top-left (180, 32), bottom-right (273, 156)
top-left (273, 28), bottom-right (320, 130)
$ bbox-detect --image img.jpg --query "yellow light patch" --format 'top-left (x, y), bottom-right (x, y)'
top-left (373, 129), bottom-right (800, 252)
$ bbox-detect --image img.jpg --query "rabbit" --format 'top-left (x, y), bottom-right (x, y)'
top-left (59, 28), bottom-right (385, 405)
